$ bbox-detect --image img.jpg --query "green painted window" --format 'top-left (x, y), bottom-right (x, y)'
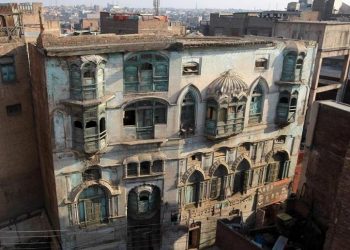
top-left (276, 90), bottom-right (298, 124)
top-left (78, 186), bottom-right (108, 226)
top-left (249, 83), bottom-right (264, 124)
top-left (123, 100), bottom-right (167, 139)
top-left (281, 52), bottom-right (297, 81)
top-left (124, 52), bottom-right (169, 93)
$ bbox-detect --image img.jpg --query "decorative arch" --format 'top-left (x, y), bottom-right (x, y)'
top-left (209, 159), bottom-right (230, 176)
top-left (68, 179), bottom-right (119, 203)
top-left (176, 84), bottom-right (203, 105)
top-left (232, 154), bottom-right (252, 171)
top-left (120, 97), bottom-right (171, 109)
top-left (181, 167), bottom-right (205, 185)
top-left (249, 77), bottom-right (269, 95)
top-left (265, 149), bottom-right (290, 163)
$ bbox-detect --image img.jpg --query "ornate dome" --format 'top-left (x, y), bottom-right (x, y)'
top-left (207, 70), bottom-right (248, 101)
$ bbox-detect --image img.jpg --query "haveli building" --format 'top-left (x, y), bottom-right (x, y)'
top-left (29, 33), bottom-right (317, 249)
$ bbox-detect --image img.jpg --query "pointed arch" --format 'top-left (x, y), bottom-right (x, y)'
top-left (176, 84), bottom-right (202, 105)
top-left (249, 77), bottom-right (269, 95)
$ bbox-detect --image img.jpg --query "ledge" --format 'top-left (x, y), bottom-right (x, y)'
top-left (109, 138), bottom-right (168, 146)
top-left (61, 93), bottom-right (115, 107)
top-left (275, 80), bottom-right (303, 85)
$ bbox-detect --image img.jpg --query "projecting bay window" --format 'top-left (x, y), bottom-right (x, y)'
top-left (69, 61), bottom-right (106, 101)
top-left (281, 51), bottom-right (305, 82)
top-left (72, 105), bottom-right (107, 154)
top-left (205, 97), bottom-right (246, 138)
top-left (124, 52), bottom-right (169, 93)
top-left (276, 90), bottom-right (298, 124)
top-left (123, 100), bottom-right (167, 140)
top-left (0, 56), bottom-right (16, 83)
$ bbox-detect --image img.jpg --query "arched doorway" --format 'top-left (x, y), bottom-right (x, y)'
top-left (127, 185), bottom-right (161, 250)
top-left (234, 159), bottom-right (251, 194)
top-left (78, 185), bottom-right (108, 226)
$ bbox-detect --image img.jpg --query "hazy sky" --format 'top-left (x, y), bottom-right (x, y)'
top-left (0, 0), bottom-right (294, 10)
top-left (1, 0), bottom-right (350, 10)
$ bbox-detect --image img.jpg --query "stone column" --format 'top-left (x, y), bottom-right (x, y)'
top-left (336, 54), bottom-right (350, 102)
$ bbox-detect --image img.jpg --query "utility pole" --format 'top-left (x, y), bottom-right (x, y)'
top-left (153, 0), bottom-right (160, 16)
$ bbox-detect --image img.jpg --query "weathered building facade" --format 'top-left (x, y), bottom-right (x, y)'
top-left (30, 34), bottom-right (316, 249)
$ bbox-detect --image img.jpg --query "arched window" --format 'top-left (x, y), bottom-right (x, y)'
top-left (205, 99), bottom-right (218, 136)
top-left (266, 151), bottom-right (290, 182)
top-left (281, 52), bottom-right (297, 82)
top-left (140, 162), bottom-right (151, 176)
top-left (295, 53), bottom-right (305, 81)
top-left (123, 100), bottom-right (167, 139)
top-left (78, 186), bottom-right (108, 226)
top-left (180, 92), bottom-right (196, 136)
top-left (127, 163), bottom-right (138, 177)
top-left (124, 52), bottom-right (169, 93)
top-left (186, 171), bottom-right (204, 205)
top-left (234, 159), bottom-right (251, 194)
top-left (276, 90), bottom-right (298, 124)
top-left (210, 165), bottom-right (228, 200)
top-left (249, 83), bottom-right (264, 124)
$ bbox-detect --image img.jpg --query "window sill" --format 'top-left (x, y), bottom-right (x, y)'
top-left (62, 93), bottom-right (115, 107)
top-left (109, 138), bottom-right (168, 146)
top-left (276, 80), bottom-right (303, 85)
top-left (124, 173), bottom-right (164, 180)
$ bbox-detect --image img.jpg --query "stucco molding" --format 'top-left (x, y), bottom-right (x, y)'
top-left (208, 158), bottom-right (230, 176)
top-left (180, 166), bottom-right (205, 184)
top-left (232, 154), bottom-right (252, 171)
top-left (67, 179), bottom-right (120, 203)
top-left (265, 149), bottom-right (291, 163)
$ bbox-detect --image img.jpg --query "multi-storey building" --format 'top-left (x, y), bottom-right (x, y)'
top-left (0, 2), bottom-right (44, 225)
top-left (29, 33), bottom-right (316, 249)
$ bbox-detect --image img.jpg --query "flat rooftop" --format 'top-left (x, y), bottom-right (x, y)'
top-left (37, 33), bottom-right (283, 56)
top-left (277, 20), bottom-right (350, 25)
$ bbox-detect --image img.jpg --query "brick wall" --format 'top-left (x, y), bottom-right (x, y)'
top-left (0, 42), bottom-right (43, 223)
top-left (215, 220), bottom-right (260, 250)
top-left (29, 44), bottom-right (60, 231)
top-left (303, 102), bottom-right (350, 249)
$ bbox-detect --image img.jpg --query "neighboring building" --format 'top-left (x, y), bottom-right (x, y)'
top-left (274, 21), bottom-right (350, 106)
top-left (209, 11), bottom-right (319, 37)
top-left (0, 2), bottom-right (42, 222)
top-left (78, 18), bottom-right (100, 32)
top-left (100, 12), bottom-right (185, 36)
top-left (299, 100), bottom-right (350, 250)
top-left (0, 2), bottom-right (59, 248)
top-left (29, 33), bottom-right (316, 249)
top-left (210, 15), bottom-right (350, 107)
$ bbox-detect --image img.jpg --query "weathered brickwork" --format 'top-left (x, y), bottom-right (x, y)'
top-left (302, 101), bottom-right (350, 250)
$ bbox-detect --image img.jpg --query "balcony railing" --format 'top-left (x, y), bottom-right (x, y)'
top-left (0, 26), bottom-right (22, 37)
top-left (136, 126), bottom-right (154, 140)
